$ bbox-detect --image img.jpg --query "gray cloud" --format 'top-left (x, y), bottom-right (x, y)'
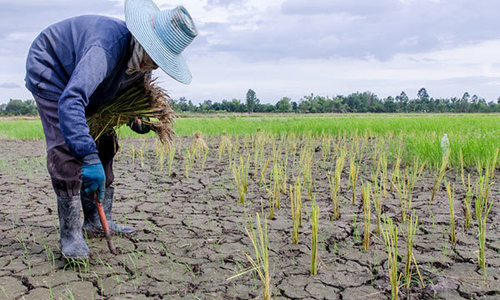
top-left (0, 0), bottom-right (122, 31)
top-left (198, 0), bottom-right (500, 61)
top-left (205, 0), bottom-right (244, 9)
top-left (0, 82), bottom-right (20, 89)
top-left (1, 0), bottom-right (499, 104)
top-left (0, 0), bottom-right (122, 57)
top-left (281, 0), bottom-right (400, 16)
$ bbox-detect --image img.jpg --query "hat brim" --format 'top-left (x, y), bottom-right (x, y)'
top-left (125, 0), bottom-right (192, 84)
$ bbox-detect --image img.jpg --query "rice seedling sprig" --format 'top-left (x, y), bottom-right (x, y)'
top-left (379, 151), bottom-right (388, 198)
top-left (130, 144), bottom-right (136, 162)
top-left (349, 154), bottom-right (360, 204)
top-left (463, 174), bottom-right (473, 229)
top-left (191, 132), bottom-right (209, 170)
top-left (403, 210), bottom-right (418, 289)
top-left (371, 175), bottom-right (383, 234)
top-left (490, 148), bottom-right (499, 179)
top-left (311, 202), bottom-right (319, 275)
top-left (321, 134), bottom-right (332, 166)
top-left (445, 180), bottom-right (456, 244)
top-left (166, 143), bottom-right (176, 176)
top-left (183, 149), bottom-right (193, 178)
top-left (157, 144), bottom-right (165, 171)
top-left (280, 152), bottom-right (289, 196)
top-left (361, 182), bottom-right (371, 250)
top-left (228, 213), bottom-right (272, 300)
top-left (430, 150), bottom-right (451, 202)
top-left (393, 172), bottom-right (408, 223)
top-left (328, 149), bottom-right (347, 220)
top-left (381, 215), bottom-right (400, 300)
top-left (232, 155), bottom-right (250, 204)
top-left (258, 158), bottom-right (271, 186)
top-left (252, 131), bottom-right (266, 177)
top-left (229, 136), bottom-right (240, 169)
top-left (406, 157), bottom-right (425, 209)
top-left (474, 165), bottom-right (494, 270)
top-left (299, 147), bottom-right (314, 200)
top-left (269, 161), bottom-right (283, 214)
top-left (139, 142), bottom-right (145, 168)
top-left (389, 154), bottom-right (402, 193)
top-left (477, 200), bottom-right (493, 271)
top-left (459, 149), bottom-right (466, 188)
top-left (290, 179), bottom-right (302, 244)
top-left (218, 131), bottom-right (233, 161)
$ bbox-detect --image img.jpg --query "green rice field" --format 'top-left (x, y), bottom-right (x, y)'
top-left (1, 113), bottom-right (499, 168)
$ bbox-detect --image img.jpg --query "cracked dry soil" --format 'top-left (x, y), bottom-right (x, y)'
top-left (0, 137), bottom-right (499, 300)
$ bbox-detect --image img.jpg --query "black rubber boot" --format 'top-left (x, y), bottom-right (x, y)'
top-left (81, 187), bottom-right (135, 237)
top-left (57, 195), bottom-right (90, 260)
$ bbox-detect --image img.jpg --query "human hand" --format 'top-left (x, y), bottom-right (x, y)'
top-left (81, 163), bottom-right (106, 202)
top-left (128, 116), bottom-right (151, 134)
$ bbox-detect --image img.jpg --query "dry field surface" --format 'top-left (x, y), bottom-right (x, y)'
top-left (0, 137), bottom-right (499, 300)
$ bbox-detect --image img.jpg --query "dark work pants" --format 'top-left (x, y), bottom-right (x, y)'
top-left (34, 95), bottom-right (118, 197)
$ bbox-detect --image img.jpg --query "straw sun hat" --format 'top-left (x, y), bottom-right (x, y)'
top-left (125, 0), bottom-right (198, 84)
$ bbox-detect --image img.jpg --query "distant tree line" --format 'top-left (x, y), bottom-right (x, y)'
top-left (0, 99), bottom-right (38, 116)
top-left (171, 88), bottom-right (500, 114)
top-left (3, 87), bottom-right (500, 116)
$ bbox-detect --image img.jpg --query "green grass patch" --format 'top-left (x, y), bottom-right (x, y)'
top-left (1, 114), bottom-right (499, 168)
top-left (0, 119), bottom-right (44, 140)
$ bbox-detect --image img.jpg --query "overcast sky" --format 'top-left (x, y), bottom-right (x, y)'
top-left (1, 0), bottom-right (500, 105)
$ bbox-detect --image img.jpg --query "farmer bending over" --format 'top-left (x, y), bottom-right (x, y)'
top-left (24, 0), bottom-right (197, 260)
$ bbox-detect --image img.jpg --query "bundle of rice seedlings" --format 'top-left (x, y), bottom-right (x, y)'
top-left (192, 132), bottom-right (209, 170)
top-left (87, 75), bottom-right (175, 144)
top-left (192, 132), bottom-right (209, 153)
top-left (218, 131), bottom-right (233, 161)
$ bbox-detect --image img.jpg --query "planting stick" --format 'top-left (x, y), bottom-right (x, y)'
top-left (94, 193), bottom-right (117, 255)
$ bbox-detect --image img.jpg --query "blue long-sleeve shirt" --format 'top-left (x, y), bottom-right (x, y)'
top-left (25, 15), bottom-right (143, 162)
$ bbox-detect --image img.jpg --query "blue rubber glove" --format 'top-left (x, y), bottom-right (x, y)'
top-left (81, 162), bottom-right (106, 203)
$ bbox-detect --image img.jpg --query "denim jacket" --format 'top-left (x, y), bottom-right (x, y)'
top-left (26, 15), bottom-right (144, 161)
